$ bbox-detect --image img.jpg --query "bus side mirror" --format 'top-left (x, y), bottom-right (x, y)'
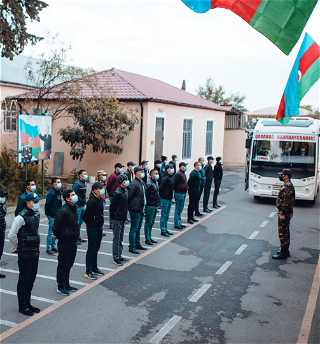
top-left (245, 138), bottom-right (251, 149)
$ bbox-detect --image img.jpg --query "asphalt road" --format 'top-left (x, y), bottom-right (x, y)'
top-left (0, 167), bottom-right (319, 344)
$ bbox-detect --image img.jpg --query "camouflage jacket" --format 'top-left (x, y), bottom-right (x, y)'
top-left (276, 181), bottom-right (295, 215)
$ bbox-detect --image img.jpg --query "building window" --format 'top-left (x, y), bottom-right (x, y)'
top-left (2, 99), bottom-right (18, 132)
top-left (205, 120), bottom-right (214, 155)
top-left (182, 118), bottom-right (193, 159)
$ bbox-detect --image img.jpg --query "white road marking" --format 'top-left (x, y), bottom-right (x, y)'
top-left (269, 212), bottom-right (276, 218)
top-left (2, 253), bottom-right (114, 272)
top-left (216, 261), bottom-right (233, 275)
top-left (0, 268), bottom-right (88, 286)
top-left (149, 315), bottom-right (182, 344)
top-left (248, 231), bottom-right (260, 240)
top-left (235, 245), bottom-right (248, 255)
top-left (0, 288), bottom-right (57, 304)
top-left (189, 284), bottom-right (212, 302)
top-left (39, 224), bottom-right (48, 227)
top-left (0, 320), bottom-right (17, 327)
top-left (259, 220), bottom-right (269, 228)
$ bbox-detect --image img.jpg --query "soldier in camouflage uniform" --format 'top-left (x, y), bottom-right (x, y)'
top-left (272, 169), bottom-right (295, 260)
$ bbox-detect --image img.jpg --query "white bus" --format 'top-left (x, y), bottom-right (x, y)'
top-left (245, 117), bottom-right (320, 202)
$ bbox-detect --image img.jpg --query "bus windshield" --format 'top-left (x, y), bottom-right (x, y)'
top-left (251, 140), bottom-right (316, 178)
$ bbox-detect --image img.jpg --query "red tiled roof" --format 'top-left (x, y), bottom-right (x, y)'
top-left (14, 68), bottom-right (229, 112)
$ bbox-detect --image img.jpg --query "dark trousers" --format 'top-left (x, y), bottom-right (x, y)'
top-left (213, 179), bottom-right (221, 206)
top-left (57, 242), bottom-right (77, 290)
top-left (278, 214), bottom-right (292, 249)
top-left (113, 220), bottom-right (125, 260)
top-left (17, 251), bottom-right (39, 310)
top-left (0, 233), bottom-right (4, 259)
top-left (197, 185), bottom-right (204, 214)
top-left (188, 190), bottom-right (200, 221)
top-left (203, 180), bottom-right (212, 210)
top-left (86, 228), bottom-right (102, 273)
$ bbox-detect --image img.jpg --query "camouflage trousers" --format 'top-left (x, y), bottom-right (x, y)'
top-left (278, 213), bottom-right (293, 249)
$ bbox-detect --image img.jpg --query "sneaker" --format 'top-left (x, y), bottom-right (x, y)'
top-left (113, 259), bottom-right (123, 266)
top-left (66, 286), bottom-right (78, 292)
top-left (76, 239), bottom-right (82, 245)
top-left (51, 247), bottom-right (58, 253)
top-left (84, 272), bottom-right (97, 280)
top-left (119, 257), bottom-right (129, 262)
top-left (0, 274), bottom-right (6, 278)
top-left (57, 288), bottom-right (70, 296)
top-left (79, 238), bottom-right (87, 243)
top-left (46, 250), bottom-right (56, 256)
top-left (92, 268), bottom-right (105, 275)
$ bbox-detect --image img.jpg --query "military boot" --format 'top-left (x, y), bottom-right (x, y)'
top-left (272, 248), bottom-right (288, 259)
top-left (277, 249), bottom-right (290, 257)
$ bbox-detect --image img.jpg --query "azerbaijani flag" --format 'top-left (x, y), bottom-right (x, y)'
top-left (181, 0), bottom-right (318, 55)
top-left (276, 33), bottom-right (320, 126)
top-left (19, 119), bottom-right (41, 159)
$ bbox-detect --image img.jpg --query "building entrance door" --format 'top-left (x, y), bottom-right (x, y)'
top-left (154, 117), bottom-right (164, 161)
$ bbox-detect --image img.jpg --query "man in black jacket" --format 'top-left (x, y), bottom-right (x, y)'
top-left (154, 160), bottom-right (162, 185)
top-left (15, 179), bottom-right (36, 216)
top-left (82, 182), bottom-right (105, 279)
top-left (159, 164), bottom-right (174, 237)
top-left (128, 167), bottom-right (147, 254)
top-left (8, 192), bottom-right (41, 316)
top-left (53, 189), bottom-right (79, 296)
top-left (110, 174), bottom-right (130, 265)
top-left (187, 162), bottom-right (201, 224)
top-left (144, 169), bottom-right (160, 245)
top-left (213, 157), bottom-right (223, 209)
top-left (0, 189), bottom-right (8, 278)
top-left (173, 162), bottom-right (188, 229)
top-left (45, 177), bottom-right (62, 255)
top-left (169, 154), bottom-right (178, 174)
top-left (203, 156), bottom-right (214, 213)
top-left (124, 161), bottom-right (136, 183)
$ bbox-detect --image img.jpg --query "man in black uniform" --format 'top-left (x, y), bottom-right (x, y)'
top-left (8, 193), bottom-right (41, 316)
top-left (213, 157), bottom-right (223, 209)
top-left (203, 156), bottom-right (214, 212)
top-left (0, 189), bottom-right (8, 278)
top-left (272, 169), bottom-right (295, 260)
top-left (53, 189), bottom-right (79, 295)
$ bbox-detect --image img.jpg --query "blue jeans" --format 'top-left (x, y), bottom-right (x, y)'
top-left (109, 196), bottom-right (113, 227)
top-left (144, 206), bottom-right (158, 241)
top-left (129, 211), bottom-right (143, 250)
top-left (77, 206), bottom-right (86, 238)
top-left (103, 202), bottom-right (105, 212)
top-left (86, 227), bottom-right (102, 273)
top-left (46, 216), bottom-right (56, 251)
top-left (174, 193), bottom-right (186, 227)
top-left (160, 199), bottom-right (172, 233)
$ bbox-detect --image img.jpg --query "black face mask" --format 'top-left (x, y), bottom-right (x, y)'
top-left (279, 175), bottom-right (284, 182)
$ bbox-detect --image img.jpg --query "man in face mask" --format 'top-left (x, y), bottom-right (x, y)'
top-left (203, 156), bottom-right (214, 213)
top-left (110, 174), bottom-right (130, 265)
top-left (159, 164), bottom-right (175, 237)
top-left (169, 155), bottom-right (178, 175)
top-left (45, 178), bottom-right (62, 256)
top-left (0, 188), bottom-right (8, 278)
top-left (82, 182), bottom-right (105, 279)
top-left (97, 170), bottom-right (107, 211)
top-left (154, 160), bottom-right (162, 185)
top-left (213, 157), bottom-right (223, 209)
top-left (173, 162), bottom-right (188, 229)
top-left (160, 155), bottom-right (168, 176)
top-left (272, 169), bottom-right (295, 260)
top-left (187, 162), bottom-right (201, 224)
top-left (8, 192), bottom-right (41, 316)
top-left (15, 179), bottom-right (36, 216)
top-left (72, 170), bottom-right (88, 245)
top-left (107, 163), bottom-right (124, 229)
top-left (128, 167), bottom-right (147, 254)
top-left (144, 169), bottom-right (160, 245)
top-left (196, 157), bottom-right (206, 216)
top-left (140, 160), bottom-right (149, 184)
top-left (124, 161), bottom-right (136, 184)
top-left (53, 190), bottom-right (80, 296)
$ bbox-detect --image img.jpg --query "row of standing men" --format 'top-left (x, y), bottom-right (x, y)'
top-left (0, 154), bottom-right (223, 316)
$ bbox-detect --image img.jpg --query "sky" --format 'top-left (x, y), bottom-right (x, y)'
top-left (21, 0), bottom-right (320, 113)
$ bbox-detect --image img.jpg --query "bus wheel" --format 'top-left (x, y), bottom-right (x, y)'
top-left (254, 196), bottom-right (260, 201)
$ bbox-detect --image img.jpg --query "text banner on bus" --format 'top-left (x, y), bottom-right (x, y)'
top-left (253, 133), bottom-right (316, 142)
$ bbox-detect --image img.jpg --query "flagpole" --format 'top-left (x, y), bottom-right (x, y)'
top-left (24, 163), bottom-right (27, 180)
top-left (41, 160), bottom-right (44, 198)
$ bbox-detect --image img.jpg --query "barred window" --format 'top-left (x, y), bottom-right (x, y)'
top-left (2, 99), bottom-right (18, 131)
top-left (205, 120), bottom-right (214, 155)
top-left (182, 119), bottom-right (193, 159)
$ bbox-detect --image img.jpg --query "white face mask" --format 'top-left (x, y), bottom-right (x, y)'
top-left (124, 180), bottom-right (130, 187)
top-left (140, 172), bottom-right (145, 179)
top-left (32, 202), bottom-right (40, 212)
top-left (0, 197), bottom-right (5, 204)
top-left (99, 189), bottom-right (105, 196)
top-left (30, 185), bottom-right (36, 192)
top-left (102, 176), bottom-right (106, 181)
top-left (154, 174), bottom-right (159, 181)
top-left (170, 169), bottom-right (175, 174)
top-left (198, 166), bottom-right (202, 171)
top-left (56, 183), bottom-right (62, 189)
top-left (82, 174), bottom-right (88, 181)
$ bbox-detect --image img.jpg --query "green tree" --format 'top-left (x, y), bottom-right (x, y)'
top-left (196, 78), bottom-right (248, 113)
top-left (0, 0), bottom-right (48, 60)
top-left (59, 96), bottom-right (139, 168)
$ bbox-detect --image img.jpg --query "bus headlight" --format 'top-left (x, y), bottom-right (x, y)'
top-left (305, 187), bottom-right (310, 193)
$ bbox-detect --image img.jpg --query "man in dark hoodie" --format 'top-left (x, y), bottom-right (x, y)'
top-left (53, 189), bottom-right (79, 296)
top-left (82, 182), bottom-right (105, 280)
top-left (159, 164), bottom-right (174, 237)
top-left (110, 174), bottom-right (130, 266)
